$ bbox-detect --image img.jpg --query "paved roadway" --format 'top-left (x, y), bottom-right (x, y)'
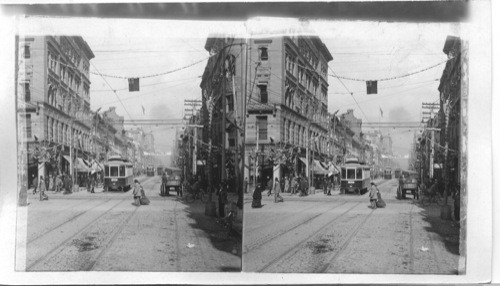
top-left (24, 175), bottom-right (241, 272)
top-left (243, 179), bottom-right (460, 274)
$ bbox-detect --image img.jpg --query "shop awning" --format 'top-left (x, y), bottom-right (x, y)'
top-left (328, 162), bottom-right (340, 175)
top-left (312, 160), bottom-right (329, 175)
top-left (63, 156), bottom-right (92, 172)
top-left (91, 161), bottom-right (103, 173)
top-left (299, 157), bottom-right (308, 166)
top-left (75, 158), bottom-right (91, 172)
top-left (63, 155), bottom-right (71, 163)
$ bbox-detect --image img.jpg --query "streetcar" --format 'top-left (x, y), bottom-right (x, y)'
top-left (103, 155), bottom-right (134, 192)
top-left (146, 165), bottom-right (155, 176)
top-left (340, 157), bottom-right (371, 195)
top-left (384, 167), bottom-right (392, 180)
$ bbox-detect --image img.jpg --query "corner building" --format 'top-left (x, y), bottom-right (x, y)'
top-left (244, 35), bottom-right (333, 185)
top-left (16, 36), bottom-right (95, 182)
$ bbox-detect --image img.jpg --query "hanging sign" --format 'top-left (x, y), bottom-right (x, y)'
top-left (128, 78), bottom-right (140, 92)
top-left (366, 80), bottom-right (378, 94)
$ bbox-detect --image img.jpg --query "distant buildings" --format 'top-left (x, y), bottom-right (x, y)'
top-left (410, 35), bottom-right (464, 194)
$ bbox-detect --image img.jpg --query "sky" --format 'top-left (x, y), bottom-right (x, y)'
top-left (85, 20), bottom-right (462, 157)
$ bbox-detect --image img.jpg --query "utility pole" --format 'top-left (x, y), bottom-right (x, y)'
top-left (239, 39), bottom-right (248, 207)
top-left (442, 99), bottom-right (451, 214)
top-left (221, 72), bottom-right (227, 183)
top-left (422, 102), bottom-right (440, 181)
top-left (70, 122), bottom-right (74, 190)
top-left (255, 124), bottom-right (259, 187)
top-left (15, 35), bottom-right (28, 206)
top-left (306, 125), bottom-right (310, 188)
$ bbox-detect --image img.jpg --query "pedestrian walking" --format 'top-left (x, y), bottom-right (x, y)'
top-left (274, 178), bottom-right (283, 203)
top-left (327, 178), bottom-right (333, 196)
top-left (376, 188), bottom-right (386, 208)
top-left (300, 177), bottom-right (308, 196)
top-left (132, 179), bottom-right (142, 206)
top-left (244, 177), bottom-right (249, 193)
top-left (160, 172), bottom-right (169, 196)
top-left (48, 174), bottom-right (54, 192)
top-left (32, 176), bottom-right (38, 194)
top-left (284, 176), bottom-right (290, 194)
top-left (218, 181), bottom-right (228, 218)
top-left (140, 185), bottom-right (150, 205)
top-left (252, 183), bottom-right (263, 208)
top-left (323, 177), bottom-right (328, 195)
top-left (291, 176), bottom-right (297, 195)
top-left (90, 175), bottom-right (95, 193)
top-left (55, 174), bottom-right (62, 193)
top-left (266, 176), bottom-right (273, 196)
top-left (369, 182), bottom-right (378, 209)
top-left (63, 174), bottom-right (73, 194)
top-left (86, 175), bottom-right (92, 192)
top-left (39, 176), bottom-right (48, 201)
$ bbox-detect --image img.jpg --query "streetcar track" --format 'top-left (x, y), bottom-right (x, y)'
top-left (27, 199), bottom-right (112, 244)
top-left (86, 205), bottom-right (141, 271)
top-left (408, 204), bottom-right (415, 274)
top-left (26, 199), bottom-right (127, 271)
top-left (258, 202), bottom-right (362, 272)
top-left (173, 200), bottom-right (182, 271)
top-left (244, 201), bottom-right (346, 254)
top-left (315, 207), bottom-right (376, 273)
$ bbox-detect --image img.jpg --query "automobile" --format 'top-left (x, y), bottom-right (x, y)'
top-left (397, 170), bottom-right (419, 199)
top-left (165, 169), bottom-right (182, 193)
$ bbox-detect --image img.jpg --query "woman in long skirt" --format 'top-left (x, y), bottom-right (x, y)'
top-left (39, 176), bottom-right (48, 201)
top-left (252, 183), bottom-right (263, 208)
top-left (274, 178), bottom-right (283, 203)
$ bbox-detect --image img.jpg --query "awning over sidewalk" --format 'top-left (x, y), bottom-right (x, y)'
top-left (299, 157), bottom-right (307, 166)
top-left (328, 162), bottom-right (340, 176)
top-left (91, 161), bottom-right (103, 173)
top-left (63, 156), bottom-right (92, 172)
top-left (312, 160), bottom-right (329, 175)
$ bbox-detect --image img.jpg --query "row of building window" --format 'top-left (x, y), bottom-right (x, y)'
top-left (44, 116), bottom-right (92, 152)
top-left (282, 118), bottom-right (327, 151)
top-left (252, 116), bottom-right (328, 154)
top-left (48, 48), bottom-right (90, 98)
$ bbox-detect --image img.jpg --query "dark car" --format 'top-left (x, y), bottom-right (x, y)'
top-left (166, 171), bottom-right (182, 192)
top-left (397, 171), bottom-right (419, 199)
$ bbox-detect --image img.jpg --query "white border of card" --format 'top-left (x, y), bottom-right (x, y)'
top-left (0, 0), bottom-right (495, 284)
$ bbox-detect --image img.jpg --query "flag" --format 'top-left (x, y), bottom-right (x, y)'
top-left (128, 78), bottom-right (140, 92)
top-left (366, 80), bottom-right (377, 94)
top-left (379, 106), bottom-right (383, 118)
top-left (141, 105), bottom-right (145, 115)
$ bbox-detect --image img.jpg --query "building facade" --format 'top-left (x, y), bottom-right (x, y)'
top-left (244, 35), bottom-right (333, 185)
top-left (17, 36), bottom-right (95, 184)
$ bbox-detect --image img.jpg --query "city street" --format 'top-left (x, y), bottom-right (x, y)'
top-left (24, 176), bottom-right (241, 272)
top-left (243, 179), bottom-right (459, 273)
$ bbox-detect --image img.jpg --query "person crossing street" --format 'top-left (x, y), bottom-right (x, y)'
top-left (369, 182), bottom-right (379, 209)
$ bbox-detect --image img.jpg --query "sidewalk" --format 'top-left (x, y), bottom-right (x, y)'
top-left (27, 175), bottom-right (149, 200)
top-left (226, 192), bottom-right (243, 237)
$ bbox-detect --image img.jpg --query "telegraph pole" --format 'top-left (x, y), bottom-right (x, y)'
top-left (237, 40), bottom-right (247, 208)
top-left (255, 124), bottom-right (259, 187)
top-left (221, 72), bottom-right (227, 183)
top-left (306, 125), bottom-right (311, 188)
